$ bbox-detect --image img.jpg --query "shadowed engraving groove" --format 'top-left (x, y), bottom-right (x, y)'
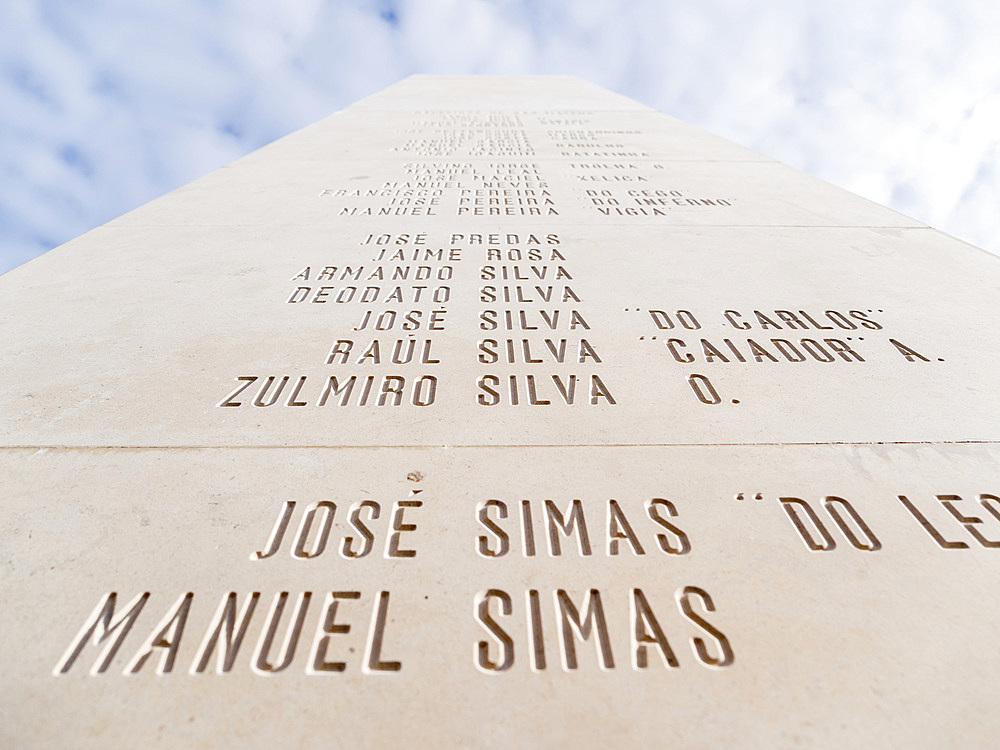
top-left (475, 589), bottom-right (514, 672)
top-left (293, 501), bottom-right (337, 559)
top-left (780, 497), bottom-right (837, 551)
top-left (252, 500), bottom-right (296, 560)
top-left (363, 591), bottom-right (401, 673)
top-left (342, 501), bottom-right (380, 558)
top-left (822, 496), bottom-right (881, 551)
top-left (308, 592), bottom-right (362, 673)
top-left (125, 592), bottom-right (193, 674)
top-left (253, 592), bottom-right (312, 674)
top-left (676, 586), bottom-right (734, 668)
top-left (545, 499), bottom-right (592, 556)
top-left (555, 589), bottom-right (614, 670)
top-left (631, 588), bottom-right (679, 670)
top-left (54, 592), bottom-right (149, 675)
top-left (191, 592), bottom-right (261, 673)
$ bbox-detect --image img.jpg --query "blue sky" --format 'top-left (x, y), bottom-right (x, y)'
top-left (2, 0), bottom-right (999, 274)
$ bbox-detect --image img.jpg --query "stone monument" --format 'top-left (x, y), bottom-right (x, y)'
top-left (3, 75), bottom-right (1000, 747)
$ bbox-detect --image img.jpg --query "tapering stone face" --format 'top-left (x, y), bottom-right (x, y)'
top-left (2, 75), bottom-right (999, 748)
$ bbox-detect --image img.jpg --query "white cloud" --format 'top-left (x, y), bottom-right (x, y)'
top-left (1, 0), bottom-right (999, 273)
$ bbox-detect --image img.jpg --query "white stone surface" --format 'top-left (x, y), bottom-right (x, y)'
top-left (2, 75), bottom-right (999, 748)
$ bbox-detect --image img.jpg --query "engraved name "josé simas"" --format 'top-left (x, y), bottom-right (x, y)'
top-left (54, 496), bottom-right (732, 676)
top-left (55, 488), bottom-right (1000, 677)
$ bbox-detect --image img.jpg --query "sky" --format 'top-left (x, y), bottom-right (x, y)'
top-left (2, 0), bottom-right (999, 274)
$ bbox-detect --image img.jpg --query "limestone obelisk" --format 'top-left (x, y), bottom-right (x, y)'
top-left (3, 75), bottom-right (1000, 748)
